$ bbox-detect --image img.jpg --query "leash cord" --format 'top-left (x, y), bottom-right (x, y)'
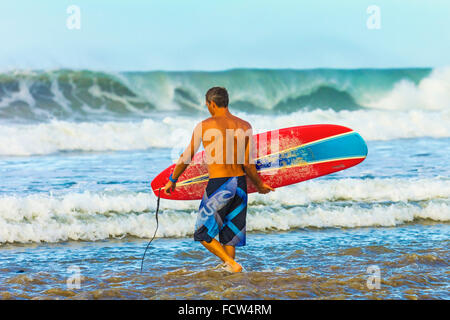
top-left (140, 188), bottom-right (161, 272)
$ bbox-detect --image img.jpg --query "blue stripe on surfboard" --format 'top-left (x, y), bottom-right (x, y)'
top-left (256, 132), bottom-right (367, 170)
top-left (306, 132), bottom-right (368, 161)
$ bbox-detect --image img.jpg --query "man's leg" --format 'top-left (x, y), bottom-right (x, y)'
top-left (222, 245), bottom-right (235, 259)
top-left (201, 239), bottom-right (242, 272)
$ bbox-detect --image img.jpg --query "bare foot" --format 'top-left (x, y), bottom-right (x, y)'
top-left (224, 261), bottom-right (243, 273)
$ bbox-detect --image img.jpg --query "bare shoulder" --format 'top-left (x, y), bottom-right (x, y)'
top-left (200, 117), bottom-right (210, 125)
top-left (232, 114), bottom-right (252, 130)
top-left (200, 117), bottom-right (215, 129)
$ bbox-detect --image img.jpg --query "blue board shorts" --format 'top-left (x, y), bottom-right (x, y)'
top-left (194, 176), bottom-right (248, 247)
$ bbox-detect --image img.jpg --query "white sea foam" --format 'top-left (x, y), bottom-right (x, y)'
top-left (247, 201), bottom-right (450, 231)
top-left (367, 67), bottom-right (450, 111)
top-left (0, 107), bottom-right (448, 156)
top-left (0, 118), bottom-right (196, 156)
top-left (241, 108), bottom-right (450, 141)
top-left (0, 178), bottom-right (448, 243)
top-left (247, 177), bottom-right (450, 205)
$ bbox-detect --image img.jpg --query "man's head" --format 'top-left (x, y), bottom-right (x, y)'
top-left (206, 87), bottom-right (229, 113)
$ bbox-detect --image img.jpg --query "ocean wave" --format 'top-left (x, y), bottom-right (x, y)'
top-left (0, 107), bottom-right (449, 156)
top-left (248, 177), bottom-right (450, 205)
top-left (367, 67), bottom-right (450, 111)
top-left (0, 178), bottom-right (448, 243)
top-left (2, 67), bottom-right (449, 122)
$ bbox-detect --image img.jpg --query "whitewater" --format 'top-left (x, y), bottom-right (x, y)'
top-left (0, 177), bottom-right (449, 243)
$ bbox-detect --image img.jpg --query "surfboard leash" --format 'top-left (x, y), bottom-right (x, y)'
top-left (140, 187), bottom-right (161, 273)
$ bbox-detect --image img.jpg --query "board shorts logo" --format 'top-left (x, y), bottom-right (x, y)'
top-left (199, 190), bottom-right (234, 218)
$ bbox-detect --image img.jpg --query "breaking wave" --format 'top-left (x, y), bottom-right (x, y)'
top-left (0, 107), bottom-right (448, 156)
top-left (2, 67), bottom-right (449, 122)
top-left (1, 67), bottom-right (449, 156)
top-left (1, 178), bottom-right (448, 243)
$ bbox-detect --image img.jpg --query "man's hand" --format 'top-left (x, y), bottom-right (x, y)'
top-left (164, 180), bottom-right (176, 195)
top-left (256, 182), bottom-right (274, 194)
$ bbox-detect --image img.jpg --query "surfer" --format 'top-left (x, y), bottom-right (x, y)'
top-left (164, 87), bottom-right (274, 272)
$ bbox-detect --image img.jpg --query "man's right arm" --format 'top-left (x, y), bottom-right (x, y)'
top-left (242, 126), bottom-right (274, 194)
top-left (243, 163), bottom-right (274, 194)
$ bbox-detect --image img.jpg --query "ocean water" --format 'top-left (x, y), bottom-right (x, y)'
top-left (0, 68), bottom-right (449, 299)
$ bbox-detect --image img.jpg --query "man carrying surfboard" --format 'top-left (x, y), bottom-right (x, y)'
top-left (163, 87), bottom-right (274, 272)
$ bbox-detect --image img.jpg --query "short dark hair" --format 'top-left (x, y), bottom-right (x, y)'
top-left (206, 87), bottom-right (229, 108)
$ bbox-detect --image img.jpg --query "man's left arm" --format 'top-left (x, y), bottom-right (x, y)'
top-left (164, 122), bottom-right (202, 194)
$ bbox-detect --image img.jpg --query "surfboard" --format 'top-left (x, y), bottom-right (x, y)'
top-left (151, 124), bottom-right (368, 200)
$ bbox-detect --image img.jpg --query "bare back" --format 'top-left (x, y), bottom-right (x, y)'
top-left (201, 114), bottom-right (252, 179)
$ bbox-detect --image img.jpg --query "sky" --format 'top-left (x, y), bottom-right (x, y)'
top-left (1, 0), bottom-right (449, 71)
